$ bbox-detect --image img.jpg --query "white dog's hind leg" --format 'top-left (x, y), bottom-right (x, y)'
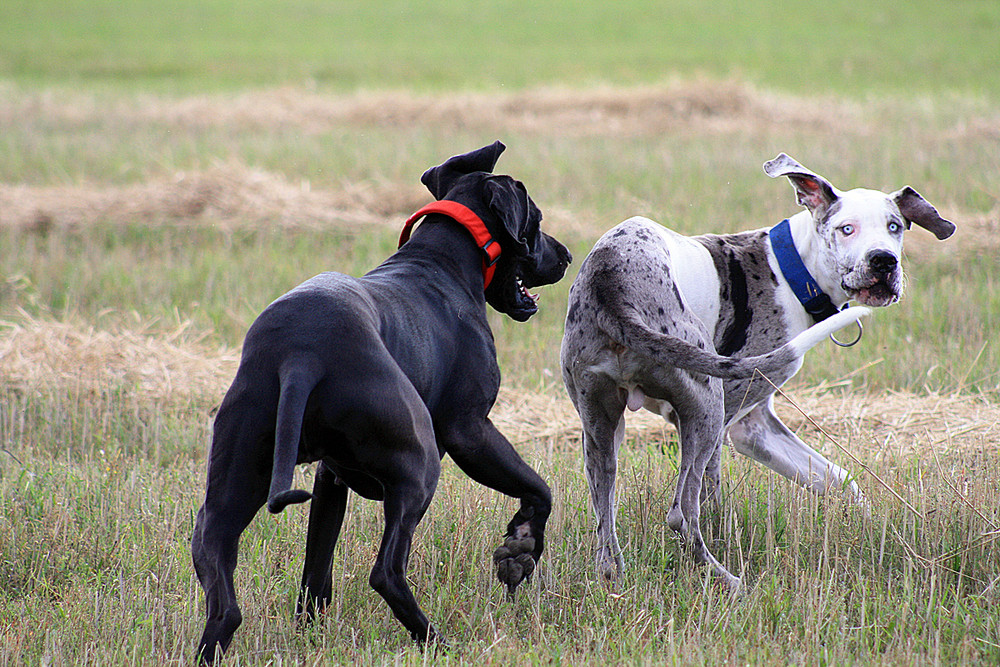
top-left (670, 392), bottom-right (741, 591)
top-left (574, 378), bottom-right (628, 582)
top-left (728, 396), bottom-right (865, 505)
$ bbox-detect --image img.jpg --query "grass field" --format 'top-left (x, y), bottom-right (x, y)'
top-left (2, 1), bottom-right (1000, 665)
top-left (3, 0), bottom-right (1000, 98)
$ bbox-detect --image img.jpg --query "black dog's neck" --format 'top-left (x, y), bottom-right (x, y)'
top-left (393, 214), bottom-right (493, 295)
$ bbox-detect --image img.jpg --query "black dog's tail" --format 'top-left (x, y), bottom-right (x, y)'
top-left (267, 366), bottom-right (319, 514)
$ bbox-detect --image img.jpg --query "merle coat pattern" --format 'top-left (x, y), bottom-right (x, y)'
top-left (561, 153), bottom-right (955, 588)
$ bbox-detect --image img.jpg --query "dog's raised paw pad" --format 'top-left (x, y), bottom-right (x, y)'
top-left (514, 553), bottom-right (534, 580)
top-left (495, 549), bottom-right (536, 592)
top-left (497, 557), bottom-right (521, 587)
top-left (497, 553), bottom-right (534, 586)
top-left (503, 534), bottom-right (535, 554)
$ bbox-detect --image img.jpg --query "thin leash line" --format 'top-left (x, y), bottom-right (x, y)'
top-left (751, 369), bottom-right (924, 518)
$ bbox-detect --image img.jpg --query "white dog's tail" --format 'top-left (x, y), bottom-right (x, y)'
top-left (605, 306), bottom-right (871, 381)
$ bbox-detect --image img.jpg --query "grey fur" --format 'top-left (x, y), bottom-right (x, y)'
top-left (561, 154), bottom-right (955, 588)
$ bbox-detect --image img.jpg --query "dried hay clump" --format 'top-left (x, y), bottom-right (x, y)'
top-left (147, 80), bottom-right (865, 137)
top-left (494, 383), bottom-right (999, 459)
top-left (491, 386), bottom-right (668, 451)
top-left (775, 386), bottom-right (1000, 458)
top-left (0, 80), bottom-right (867, 140)
top-left (1, 314), bottom-right (995, 458)
top-left (0, 314), bottom-right (237, 403)
top-left (0, 164), bottom-right (428, 233)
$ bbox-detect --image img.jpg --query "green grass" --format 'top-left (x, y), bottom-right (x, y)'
top-left (2, 418), bottom-right (998, 664)
top-left (2, 0), bottom-right (999, 98)
top-left (2, 0), bottom-right (1000, 664)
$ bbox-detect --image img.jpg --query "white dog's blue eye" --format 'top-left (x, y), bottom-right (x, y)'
top-left (840, 224), bottom-right (854, 236)
top-left (888, 222), bottom-right (901, 233)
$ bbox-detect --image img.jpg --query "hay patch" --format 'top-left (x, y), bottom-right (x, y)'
top-left (494, 384), bottom-right (1000, 460)
top-left (0, 164), bottom-right (428, 232)
top-left (0, 313), bottom-right (238, 402)
top-left (0, 80), bottom-right (869, 139)
top-left (2, 314), bottom-right (994, 458)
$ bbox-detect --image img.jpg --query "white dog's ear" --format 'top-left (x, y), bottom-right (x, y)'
top-left (764, 153), bottom-right (839, 219)
top-left (891, 186), bottom-right (956, 240)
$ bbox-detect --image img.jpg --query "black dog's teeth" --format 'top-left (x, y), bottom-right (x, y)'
top-left (516, 277), bottom-right (539, 302)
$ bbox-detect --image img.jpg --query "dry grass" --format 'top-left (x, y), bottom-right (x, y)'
top-left (2, 312), bottom-right (997, 666)
top-left (1, 78), bottom-right (998, 664)
top-left (0, 79), bottom-right (873, 139)
top-left (0, 312), bottom-right (237, 402)
top-left (3, 314), bottom-right (995, 462)
top-left (3, 81), bottom-right (997, 246)
top-left (0, 163), bottom-right (429, 233)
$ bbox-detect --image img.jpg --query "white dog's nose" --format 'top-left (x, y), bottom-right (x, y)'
top-left (868, 250), bottom-right (898, 275)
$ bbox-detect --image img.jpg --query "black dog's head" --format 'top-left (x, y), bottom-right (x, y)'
top-left (421, 141), bottom-right (572, 321)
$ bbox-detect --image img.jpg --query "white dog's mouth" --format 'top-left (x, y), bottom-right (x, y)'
top-left (843, 275), bottom-right (900, 307)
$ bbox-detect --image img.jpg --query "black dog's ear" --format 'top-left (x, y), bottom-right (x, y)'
top-left (764, 153), bottom-right (840, 220)
top-left (485, 177), bottom-right (531, 253)
top-left (891, 186), bottom-right (956, 240)
top-left (420, 141), bottom-right (506, 200)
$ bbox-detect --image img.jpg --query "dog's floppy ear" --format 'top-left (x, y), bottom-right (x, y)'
top-left (764, 153), bottom-right (839, 219)
top-left (420, 141), bottom-right (506, 200)
top-left (485, 176), bottom-right (531, 253)
top-left (891, 186), bottom-right (956, 240)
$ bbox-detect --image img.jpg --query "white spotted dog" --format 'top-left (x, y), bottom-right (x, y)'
top-left (560, 153), bottom-right (956, 588)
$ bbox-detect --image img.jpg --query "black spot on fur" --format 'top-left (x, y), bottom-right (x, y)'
top-left (671, 283), bottom-right (685, 311)
top-left (718, 254), bottom-right (752, 356)
top-left (567, 300), bottom-right (579, 324)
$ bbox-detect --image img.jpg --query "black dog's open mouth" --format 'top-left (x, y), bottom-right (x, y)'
top-left (517, 277), bottom-right (539, 304)
top-left (508, 276), bottom-right (540, 321)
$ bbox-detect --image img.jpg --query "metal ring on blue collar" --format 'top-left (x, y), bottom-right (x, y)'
top-left (830, 318), bottom-right (863, 347)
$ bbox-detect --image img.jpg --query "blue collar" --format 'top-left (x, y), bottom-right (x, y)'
top-left (768, 219), bottom-right (840, 323)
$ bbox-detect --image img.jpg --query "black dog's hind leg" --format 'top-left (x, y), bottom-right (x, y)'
top-left (371, 469), bottom-right (439, 643)
top-left (443, 419), bottom-right (552, 598)
top-left (296, 461), bottom-right (349, 619)
top-left (192, 399), bottom-right (271, 664)
top-left (341, 367), bottom-right (443, 643)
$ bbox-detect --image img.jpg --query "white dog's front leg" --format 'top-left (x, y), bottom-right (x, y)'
top-left (728, 397), bottom-right (865, 504)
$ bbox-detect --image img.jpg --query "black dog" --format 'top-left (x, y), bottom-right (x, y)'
top-left (191, 142), bottom-right (571, 662)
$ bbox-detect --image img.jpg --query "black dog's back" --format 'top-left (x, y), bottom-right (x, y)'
top-left (233, 272), bottom-right (421, 509)
top-left (192, 142), bottom-right (569, 662)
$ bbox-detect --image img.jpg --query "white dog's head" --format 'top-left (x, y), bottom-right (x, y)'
top-left (765, 153), bottom-right (956, 307)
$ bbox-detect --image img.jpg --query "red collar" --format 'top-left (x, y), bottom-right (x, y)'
top-left (399, 200), bottom-right (501, 289)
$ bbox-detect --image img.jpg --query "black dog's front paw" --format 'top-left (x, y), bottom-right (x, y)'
top-left (493, 524), bottom-right (536, 598)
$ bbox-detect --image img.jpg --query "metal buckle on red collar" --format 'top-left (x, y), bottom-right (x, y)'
top-left (482, 238), bottom-right (500, 267)
top-left (400, 201), bottom-right (501, 289)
